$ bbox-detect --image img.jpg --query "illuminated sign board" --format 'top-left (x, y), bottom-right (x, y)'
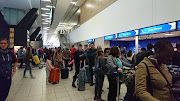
top-left (177, 21), bottom-right (180, 30)
top-left (139, 22), bottom-right (176, 35)
top-left (87, 39), bottom-right (94, 43)
top-left (117, 30), bottom-right (138, 38)
top-left (104, 34), bottom-right (117, 40)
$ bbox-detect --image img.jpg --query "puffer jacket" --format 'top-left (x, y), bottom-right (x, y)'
top-left (135, 57), bottom-right (172, 101)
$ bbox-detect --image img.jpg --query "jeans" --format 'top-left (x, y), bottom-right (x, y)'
top-left (0, 78), bottom-right (12, 101)
top-left (72, 61), bottom-right (84, 84)
top-left (108, 74), bottom-right (117, 101)
top-left (46, 68), bottom-right (50, 83)
top-left (94, 73), bottom-right (104, 99)
top-left (24, 62), bottom-right (32, 76)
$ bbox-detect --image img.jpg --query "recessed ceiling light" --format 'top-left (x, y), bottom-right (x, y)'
top-left (71, 2), bottom-right (77, 5)
top-left (42, 23), bottom-right (48, 24)
top-left (164, 34), bottom-right (174, 35)
top-left (42, 14), bottom-right (49, 16)
top-left (46, 5), bottom-right (55, 8)
top-left (41, 8), bottom-right (50, 11)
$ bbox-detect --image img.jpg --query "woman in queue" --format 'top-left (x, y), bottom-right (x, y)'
top-left (107, 47), bottom-right (123, 101)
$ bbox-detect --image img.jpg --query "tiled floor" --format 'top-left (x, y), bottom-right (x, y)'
top-left (6, 63), bottom-right (127, 101)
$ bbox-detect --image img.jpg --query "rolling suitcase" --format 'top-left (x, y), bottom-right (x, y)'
top-left (78, 67), bottom-right (86, 91)
top-left (49, 68), bottom-right (60, 83)
top-left (85, 65), bottom-right (90, 83)
top-left (33, 55), bottom-right (40, 65)
top-left (61, 68), bottom-right (69, 79)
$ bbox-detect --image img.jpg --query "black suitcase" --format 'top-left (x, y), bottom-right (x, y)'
top-left (61, 68), bottom-right (69, 79)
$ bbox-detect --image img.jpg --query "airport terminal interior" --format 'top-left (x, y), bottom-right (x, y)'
top-left (0, 0), bottom-right (180, 101)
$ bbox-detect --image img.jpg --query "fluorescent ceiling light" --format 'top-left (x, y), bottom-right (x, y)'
top-left (46, 5), bottom-right (55, 8)
top-left (41, 0), bottom-right (51, 2)
top-left (42, 14), bottom-right (49, 16)
top-left (42, 23), bottom-right (48, 24)
top-left (77, 9), bottom-right (80, 13)
top-left (41, 8), bottom-right (50, 11)
top-left (42, 19), bottom-right (49, 21)
top-left (45, 20), bottom-right (51, 23)
top-left (59, 23), bottom-right (67, 25)
top-left (46, 13), bottom-right (51, 14)
top-left (71, 2), bottom-right (77, 5)
top-left (164, 34), bottom-right (174, 35)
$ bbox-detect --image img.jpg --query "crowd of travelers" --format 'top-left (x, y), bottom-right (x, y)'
top-left (0, 37), bottom-right (179, 101)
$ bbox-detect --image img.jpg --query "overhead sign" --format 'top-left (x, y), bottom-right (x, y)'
top-left (104, 34), bottom-right (117, 40)
top-left (177, 21), bottom-right (180, 30)
top-left (139, 22), bottom-right (176, 35)
top-left (87, 39), bottom-right (94, 43)
top-left (117, 30), bottom-right (139, 38)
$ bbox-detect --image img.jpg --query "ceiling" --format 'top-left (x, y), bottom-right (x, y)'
top-left (114, 31), bottom-right (180, 41)
top-left (47, 0), bottom-right (86, 41)
top-left (0, 0), bottom-right (42, 28)
top-left (0, 0), bottom-right (86, 43)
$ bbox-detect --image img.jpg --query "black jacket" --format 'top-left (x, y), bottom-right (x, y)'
top-left (74, 50), bottom-right (84, 63)
top-left (87, 48), bottom-right (97, 66)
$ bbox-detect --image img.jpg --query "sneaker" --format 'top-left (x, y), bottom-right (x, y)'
top-left (46, 82), bottom-right (51, 85)
top-left (23, 76), bottom-right (27, 78)
top-left (90, 83), bottom-right (95, 86)
top-left (31, 76), bottom-right (35, 79)
top-left (72, 84), bottom-right (76, 88)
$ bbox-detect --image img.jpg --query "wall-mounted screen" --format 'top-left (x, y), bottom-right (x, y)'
top-left (87, 39), bottom-right (94, 43)
top-left (117, 30), bottom-right (138, 38)
top-left (104, 34), bottom-right (117, 40)
top-left (177, 21), bottom-right (180, 30)
top-left (139, 22), bottom-right (176, 35)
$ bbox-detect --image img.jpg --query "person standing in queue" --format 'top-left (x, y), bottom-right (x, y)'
top-left (23, 47), bottom-right (35, 78)
top-left (0, 38), bottom-right (17, 101)
top-left (107, 47), bottom-right (123, 101)
top-left (72, 44), bottom-right (84, 88)
top-left (87, 42), bottom-right (97, 86)
top-left (135, 40), bottom-right (174, 101)
top-left (94, 50), bottom-right (106, 101)
top-left (53, 47), bottom-right (63, 69)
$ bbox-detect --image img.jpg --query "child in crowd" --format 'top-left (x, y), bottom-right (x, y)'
top-left (46, 55), bottom-right (54, 84)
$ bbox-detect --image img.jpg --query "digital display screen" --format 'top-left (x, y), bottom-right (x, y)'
top-left (177, 21), bottom-right (180, 30)
top-left (139, 22), bottom-right (176, 35)
top-left (87, 39), bottom-right (94, 43)
top-left (117, 30), bottom-right (138, 38)
top-left (104, 34), bottom-right (117, 40)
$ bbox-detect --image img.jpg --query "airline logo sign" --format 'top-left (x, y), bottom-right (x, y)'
top-left (178, 21), bottom-right (180, 30)
top-left (139, 22), bottom-right (176, 35)
top-left (87, 39), bottom-right (94, 43)
top-left (117, 30), bottom-right (138, 38)
top-left (104, 34), bottom-right (117, 40)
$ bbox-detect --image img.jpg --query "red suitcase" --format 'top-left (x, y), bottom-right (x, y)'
top-left (49, 68), bottom-right (60, 83)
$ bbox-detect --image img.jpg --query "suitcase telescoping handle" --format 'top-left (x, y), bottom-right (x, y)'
top-left (117, 74), bottom-right (120, 101)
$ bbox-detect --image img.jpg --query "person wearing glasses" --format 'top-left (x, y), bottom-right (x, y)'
top-left (0, 38), bottom-right (17, 101)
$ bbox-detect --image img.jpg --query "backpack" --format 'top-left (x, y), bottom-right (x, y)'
top-left (94, 57), bottom-right (103, 75)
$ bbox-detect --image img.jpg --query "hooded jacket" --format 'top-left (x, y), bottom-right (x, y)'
top-left (0, 48), bottom-right (17, 78)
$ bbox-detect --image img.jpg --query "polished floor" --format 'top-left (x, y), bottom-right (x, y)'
top-left (6, 63), bottom-right (127, 101)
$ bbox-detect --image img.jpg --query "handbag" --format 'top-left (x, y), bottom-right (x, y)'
top-left (149, 59), bottom-right (179, 101)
